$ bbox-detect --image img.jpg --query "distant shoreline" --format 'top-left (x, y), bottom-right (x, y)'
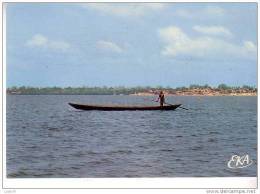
top-left (6, 85), bottom-right (257, 96)
top-left (130, 93), bottom-right (257, 97)
top-left (7, 93), bottom-right (257, 96)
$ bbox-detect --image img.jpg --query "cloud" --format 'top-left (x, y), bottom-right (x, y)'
top-left (48, 41), bottom-right (70, 52)
top-left (81, 3), bottom-right (165, 17)
top-left (193, 25), bottom-right (232, 37)
top-left (26, 34), bottom-right (48, 47)
top-left (243, 41), bottom-right (257, 52)
top-left (158, 26), bottom-right (256, 60)
top-left (176, 5), bottom-right (225, 19)
top-left (26, 34), bottom-right (71, 52)
top-left (204, 5), bottom-right (225, 16)
top-left (96, 40), bottom-right (123, 53)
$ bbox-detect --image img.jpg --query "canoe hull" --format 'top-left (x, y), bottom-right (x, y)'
top-left (68, 103), bottom-right (181, 111)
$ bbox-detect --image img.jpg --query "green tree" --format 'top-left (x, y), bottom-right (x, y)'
top-left (218, 84), bottom-right (230, 90)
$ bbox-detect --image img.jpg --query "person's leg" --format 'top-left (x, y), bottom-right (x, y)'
top-left (160, 100), bottom-right (163, 107)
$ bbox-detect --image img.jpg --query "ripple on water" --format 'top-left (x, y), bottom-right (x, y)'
top-left (6, 95), bottom-right (257, 177)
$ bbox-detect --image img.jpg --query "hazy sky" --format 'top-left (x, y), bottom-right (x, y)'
top-left (6, 3), bottom-right (257, 87)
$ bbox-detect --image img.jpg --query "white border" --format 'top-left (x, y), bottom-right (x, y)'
top-left (3, 177), bottom-right (258, 189)
top-left (2, 0), bottom-right (7, 187)
top-left (1, 0), bottom-right (258, 190)
top-left (1, 0), bottom-right (259, 3)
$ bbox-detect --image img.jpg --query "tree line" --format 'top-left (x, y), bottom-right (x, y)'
top-left (6, 84), bottom-right (257, 95)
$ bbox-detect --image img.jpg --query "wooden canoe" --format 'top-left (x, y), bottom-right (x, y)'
top-left (68, 102), bottom-right (182, 111)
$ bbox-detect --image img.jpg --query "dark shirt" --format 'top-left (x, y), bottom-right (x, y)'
top-left (158, 93), bottom-right (165, 106)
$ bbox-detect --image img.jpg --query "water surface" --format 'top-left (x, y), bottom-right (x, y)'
top-left (7, 95), bottom-right (257, 177)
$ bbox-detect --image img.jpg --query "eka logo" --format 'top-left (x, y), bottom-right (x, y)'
top-left (227, 154), bottom-right (253, 169)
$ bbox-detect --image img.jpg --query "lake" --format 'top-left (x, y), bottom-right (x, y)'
top-left (6, 95), bottom-right (257, 177)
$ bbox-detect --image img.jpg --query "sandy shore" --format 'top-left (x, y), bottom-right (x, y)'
top-left (130, 92), bottom-right (257, 96)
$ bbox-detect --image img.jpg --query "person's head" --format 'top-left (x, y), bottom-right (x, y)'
top-left (160, 90), bottom-right (163, 95)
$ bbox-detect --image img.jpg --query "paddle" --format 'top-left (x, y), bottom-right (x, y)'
top-left (142, 97), bottom-right (163, 104)
top-left (164, 102), bottom-right (189, 110)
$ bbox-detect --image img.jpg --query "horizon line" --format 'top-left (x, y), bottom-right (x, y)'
top-left (6, 84), bottom-right (257, 89)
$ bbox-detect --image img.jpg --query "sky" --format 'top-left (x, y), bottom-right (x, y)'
top-left (6, 3), bottom-right (257, 87)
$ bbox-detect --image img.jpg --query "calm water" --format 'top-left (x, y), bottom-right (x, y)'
top-left (6, 95), bottom-right (257, 177)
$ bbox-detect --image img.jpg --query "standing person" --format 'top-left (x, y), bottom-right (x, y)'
top-left (157, 91), bottom-right (165, 107)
